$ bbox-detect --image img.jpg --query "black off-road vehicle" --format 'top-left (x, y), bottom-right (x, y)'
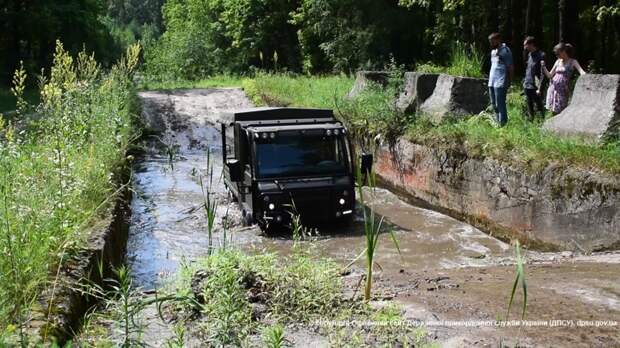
top-left (220, 107), bottom-right (372, 229)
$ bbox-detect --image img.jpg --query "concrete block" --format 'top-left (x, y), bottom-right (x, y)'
top-left (419, 74), bottom-right (488, 122)
top-left (395, 72), bottom-right (439, 114)
top-left (347, 71), bottom-right (389, 99)
top-left (543, 74), bottom-right (620, 141)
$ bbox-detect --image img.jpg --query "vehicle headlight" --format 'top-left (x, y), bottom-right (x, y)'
top-left (333, 129), bottom-right (340, 136)
top-left (263, 195), bottom-right (270, 202)
top-left (326, 129), bottom-right (332, 136)
top-left (269, 132), bottom-right (276, 139)
top-left (261, 133), bottom-right (268, 139)
top-left (339, 198), bottom-right (346, 205)
top-left (268, 203), bottom-right (276, 210)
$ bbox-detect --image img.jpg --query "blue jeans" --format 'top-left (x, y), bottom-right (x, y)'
top-left (489, 86), bottom-right (508, 126)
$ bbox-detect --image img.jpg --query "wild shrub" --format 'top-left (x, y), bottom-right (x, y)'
top-left (0, 41), bottom-right (141, 344)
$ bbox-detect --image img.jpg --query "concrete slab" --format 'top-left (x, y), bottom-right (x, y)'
top-left (419, 74), bottom-right (488, 122)
top-left (543, 74), bottom-right (620, 141)
top-left (395, 72), bottom-right (439, 113)
top-left (347, 71), bottom-right (389, 98)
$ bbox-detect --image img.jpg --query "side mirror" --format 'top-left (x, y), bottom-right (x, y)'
top-left (360, 153), bottom-right (373, 175)
top-left (227, 159), bottom-right (243, 182)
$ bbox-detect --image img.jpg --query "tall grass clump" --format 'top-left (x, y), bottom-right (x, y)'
top-left (417, 42), bottom-right (484, 78)
top-left (0, 41), bottom-right (141, 344)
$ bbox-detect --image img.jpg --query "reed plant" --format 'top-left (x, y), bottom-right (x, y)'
top-left (262, 324), bottom-right (285, 348)
top-left (199, 148), bottom-right (218, 255)
top-left (355, 165), bottom-right (401, 302)
top-left (506, 240), bottom-right (528, 321)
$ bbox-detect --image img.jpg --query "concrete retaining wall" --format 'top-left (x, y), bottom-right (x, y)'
top-left (28, 170), bottom-right (131, 344)
top-left (373, 138), bottom-right (620, 251)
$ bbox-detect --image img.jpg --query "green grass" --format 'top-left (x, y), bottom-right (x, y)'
top-left (242, 74), bottom-right (620, 175)
top-left (138, 74), bottom-right (245, 90)
top-left (0, 43), bottom-right (141, 345)
top-left (406, 89), bottom-right (620, 174)
top-left (174, 249), bottom-right (343, 346)
top-left (242, 73), bottom-right (354, 107)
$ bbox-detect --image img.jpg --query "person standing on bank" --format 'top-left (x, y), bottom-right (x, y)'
top-left (488, 32), bottom-right (514, 127)
top-left (522, 36), bottom-right (546, 120)
top-left (542, 43), bottom-right (586, 115)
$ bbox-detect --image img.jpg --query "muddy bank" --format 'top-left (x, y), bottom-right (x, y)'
top-left (28, 169), bottom-right (131, 344)
top-left (372, 138), bottom-right (620, 252)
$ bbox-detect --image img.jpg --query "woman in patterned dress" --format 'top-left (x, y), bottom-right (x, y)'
top-left (542, 43), bottom-right (587, 115)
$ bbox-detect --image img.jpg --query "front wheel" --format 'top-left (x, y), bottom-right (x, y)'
top-left (242, 210), bottom-right (254, 226)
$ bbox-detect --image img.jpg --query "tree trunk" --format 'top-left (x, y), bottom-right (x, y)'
top-left (558, 0), bottom-right (577, 43)
top-left (525, 0), bottom-right (543, 39)
top-left (488, 0), bottom-right (499, 33)
top-left (511, 0), bottom-right (525, 73)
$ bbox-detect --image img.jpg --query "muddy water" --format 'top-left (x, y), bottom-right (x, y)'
top-left (131, 89), bottom-right (620, 346)
top-left (130, 89), bottom-right (520, 288)
top-left (129, 89), bottom-right (260, 289)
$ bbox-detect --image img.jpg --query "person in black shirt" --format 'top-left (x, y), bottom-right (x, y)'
top-left (522, 36), bottom-right (546, 120)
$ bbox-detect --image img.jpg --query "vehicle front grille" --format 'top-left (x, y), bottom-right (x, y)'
top-left (287, 189), bottom-right (331, 224)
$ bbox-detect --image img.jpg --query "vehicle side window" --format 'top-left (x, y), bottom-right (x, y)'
top-left (225, 126), bottom-right (235, 159)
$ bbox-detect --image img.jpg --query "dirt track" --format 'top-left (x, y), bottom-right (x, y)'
top-left (131, 88), bottom-right (620, 347)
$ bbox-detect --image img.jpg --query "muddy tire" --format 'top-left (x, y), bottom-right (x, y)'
top-left (227, 188), bottom-right (238, 203)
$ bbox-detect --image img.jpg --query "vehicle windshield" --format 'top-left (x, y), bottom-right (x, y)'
top-left (256, 134), bottom-right (349, 178)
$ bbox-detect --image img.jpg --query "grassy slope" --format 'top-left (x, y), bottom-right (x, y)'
top-left (0, 47), bottom-right (139, 344)
top-left (242, 74), bottom-right (620, 175)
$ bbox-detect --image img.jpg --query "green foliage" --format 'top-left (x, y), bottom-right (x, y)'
top-left (405, 97), bottom-right (620, 174)
top-left (506, 240), bottom-right (527, 321)
top-left (176, 249), bottom-right (342, 345)
top-left (355, 172), bottom-right (401, 302)
top-left (291, 0), bottom-right (376, 73)
top-left (1, 0), bottom-right (118, 81)
top-left (242, 73), bottom-right (353, 108)
top-left (0, 42), bottom-right (141, 344)
top-left (417, 42), bottom-right (484, 78)
top-left (144, 0), bottom-right (300, 81)
top-left (139, 74), bottom-right (245, 90)
top-left (262, 324), bottom-right (285, 348)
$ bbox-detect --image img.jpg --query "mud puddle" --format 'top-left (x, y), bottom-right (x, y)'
top-left (129, 89), bottom-right (619, 347)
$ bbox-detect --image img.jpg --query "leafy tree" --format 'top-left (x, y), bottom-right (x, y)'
top-left (0, 0), bottom-right (115, 84)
